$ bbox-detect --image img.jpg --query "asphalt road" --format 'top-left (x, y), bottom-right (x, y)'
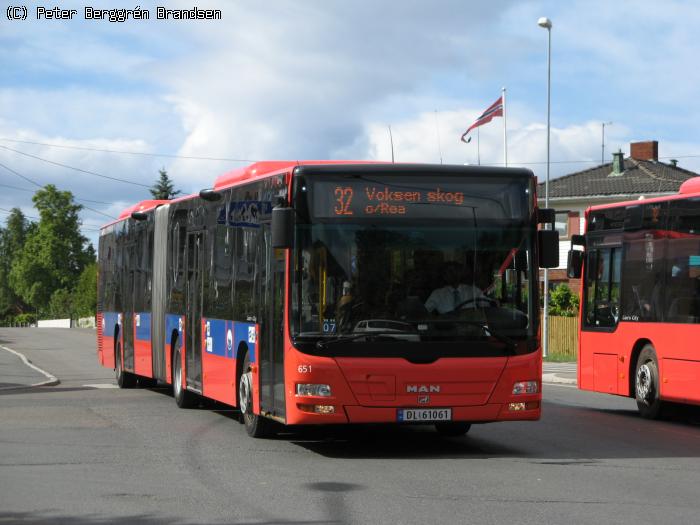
top-left (2, 328), bottom-right (700, 525)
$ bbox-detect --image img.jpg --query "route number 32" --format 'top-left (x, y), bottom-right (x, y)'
top-left (334, 187), bottom-right (354, 215)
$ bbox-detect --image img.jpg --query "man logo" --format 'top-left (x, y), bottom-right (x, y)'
top-left (406, 385), bottom-right (441, 393)
top-left (418, 395), bottom-right (430, 404)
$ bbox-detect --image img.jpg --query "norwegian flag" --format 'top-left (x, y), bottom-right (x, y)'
top-left (460, 96), bottom-right (504, 143)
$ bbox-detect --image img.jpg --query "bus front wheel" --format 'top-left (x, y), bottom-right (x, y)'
top-left (238, 353), bottom-right (274, 438)
top-left (635, 345), bottom-right (664, 419)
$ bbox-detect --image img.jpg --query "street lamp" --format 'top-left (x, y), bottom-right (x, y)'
top-left (601, 121), bottom-right (612, 165)
top-left (538, 16), bottom-right (552, 359)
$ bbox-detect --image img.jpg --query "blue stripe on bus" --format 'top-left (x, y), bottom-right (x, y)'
top-left (103, 312), bottom-right (120, 334)
top-left (135, 312), bottom-right (151, 341)
top-left (234, 321), bottom-right (257, 363)
top-left (203, 318), bottom-right (230, 357)
top-left (165, 314), bottom-right (183, 342)
top-left (201, 318), bottom-right (257, 362)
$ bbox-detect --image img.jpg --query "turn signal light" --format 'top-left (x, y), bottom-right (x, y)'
top-left (508, 401), bottom-right (539, 411)
top-left (297, 403), bottom-right (335, 414)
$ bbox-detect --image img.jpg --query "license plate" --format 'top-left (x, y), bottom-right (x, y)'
top-left (397, 408), bottom-right (452, 422)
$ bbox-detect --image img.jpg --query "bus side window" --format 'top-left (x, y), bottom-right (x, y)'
top-left (584, 247), bottom-right (621, 328)
top-left (665, 199), bottom-right (700, 323)
top-left (171, 220), bottom-right (187, 287)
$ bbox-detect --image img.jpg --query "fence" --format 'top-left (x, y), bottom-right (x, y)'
top-left (7, 317), bottom-right (97, 329)
top-left (543, 315), bottom-right (578, 360)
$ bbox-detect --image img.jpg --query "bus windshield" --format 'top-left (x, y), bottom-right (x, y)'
top-left (290, 173), bottom-right (537, 356)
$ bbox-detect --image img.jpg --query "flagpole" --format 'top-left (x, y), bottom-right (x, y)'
top-left (387, 125), bottom-right (395, 163)
top-left (502, 86), bottom-right (508, 167)
top-left (477, 127), bottom-right (481, 165)
top-left (434, 110), bottom-right (443, 165)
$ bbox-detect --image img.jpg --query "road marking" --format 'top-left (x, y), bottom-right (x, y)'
top-left (0, 344), bottom-right (59, 390)
top-left (543, 382), bottom-right (577, 389)
top-left (83, 383), bottom-right (118, 389)
top-left (542, 373), bottom-right (577, 386)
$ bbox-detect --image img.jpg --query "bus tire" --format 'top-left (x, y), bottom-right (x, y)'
top-left (115, 341), bottom-right (136, 388)
top-left (238, 352), bottom-right (274, 438)
top-left (173, 338), bottom-right (197, 409)
top-left (435, 422), bottom-right (471, 436)
top-left (635, 345), bottom-right (664, 419)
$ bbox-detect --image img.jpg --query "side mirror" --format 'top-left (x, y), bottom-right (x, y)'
top-left (538, 229), bottom-right (559, 268)
top-left (538, 208), bottom-right (556, 225)
top-left (570, 234), bottom-right (586, 247)
top-left (271, 207), bottom-right (295, 248)
top-left (199, 188), bottom-right (222, 202)
top-left (567, 250), bottom-right (584, 278)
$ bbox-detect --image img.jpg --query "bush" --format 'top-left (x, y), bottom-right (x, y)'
top-left (548, 283), bottom-right (579, 317)
top-left (1, 312), bottom-right (37, 326)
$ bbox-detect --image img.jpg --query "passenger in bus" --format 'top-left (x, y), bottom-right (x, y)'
top-left (336, 280), bottom-right (355, 333)
top-left (641, 275), bottom-right (664, 321)
top-left (424, 262), bottom-right (487, 314)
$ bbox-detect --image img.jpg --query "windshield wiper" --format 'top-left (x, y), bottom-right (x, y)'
top-left (420, 320), bottom-right (518, 353)
top-left (453, 321), bottom-right (518, 354)
top-left (316, 331), bottom-right (417, 350)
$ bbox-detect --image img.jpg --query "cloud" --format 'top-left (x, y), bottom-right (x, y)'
top-left (2, 0), bottom-right (700, 253)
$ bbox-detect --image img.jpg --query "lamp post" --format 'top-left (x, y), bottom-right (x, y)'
top-left (601, 121), bottom-right (612, 165)
top-left (538, 16), bottom-right (552, 359)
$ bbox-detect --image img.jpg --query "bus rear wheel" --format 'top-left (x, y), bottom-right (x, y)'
top-left (173, 339), bottom-right (197, 409)
top-left (238, 353), bottom-right (274, 438)
top-left (115, 342), bottom-right (136, 388)
top-left (435, 422), bottom-right (471, 436)
top-left (635, 345), bottom-right (664, 419)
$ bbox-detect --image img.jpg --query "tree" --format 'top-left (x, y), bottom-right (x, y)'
top-left (9, 185), bottom-right (94, 316)
top-left (0, 208), bottom-right (31, 319)
top-left (72, 263), bottom-right (97, 318)
top-left (47, 288), bottom-right (73, 319)
top-left (150, 168), bottom-right (181, 200)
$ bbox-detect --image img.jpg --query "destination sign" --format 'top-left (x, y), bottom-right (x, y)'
top-left (312, 180), bottom-right (478, 219)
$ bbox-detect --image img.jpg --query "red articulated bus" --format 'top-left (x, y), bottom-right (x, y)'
top-left (569, 177), bottom-right (700, 418)
top-left (97, 161), bottom-right (558, 437)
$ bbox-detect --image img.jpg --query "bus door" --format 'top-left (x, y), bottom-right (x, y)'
top-left (185, 231), bottom-right (205, 391)
top-left (259, 223), bottom-right (286, 419)
top-left (123, 241), bottom-right (136, 371)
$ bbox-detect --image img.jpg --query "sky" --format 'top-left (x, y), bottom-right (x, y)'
top-left (1, 0), bottom-right (699, 247)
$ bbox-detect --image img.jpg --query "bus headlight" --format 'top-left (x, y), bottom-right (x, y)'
top-left (512, 381), bottom-right (538, 395)
top-left (296, 384), bottom-right (332, 397)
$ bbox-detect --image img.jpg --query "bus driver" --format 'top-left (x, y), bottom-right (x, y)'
top-left (424, 262), bottom-right (487, 314)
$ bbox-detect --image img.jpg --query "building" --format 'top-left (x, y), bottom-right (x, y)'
top-left (537, 140), bottom-right (700, 291)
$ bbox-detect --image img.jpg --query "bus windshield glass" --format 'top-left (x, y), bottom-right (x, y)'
top-left (291, 173), bottom-right (536, 356)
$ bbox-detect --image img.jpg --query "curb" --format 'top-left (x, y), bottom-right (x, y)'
top-left (0, 344), bottom-right (60, 391)
top-left (542, 373), bottom-right (576, 386)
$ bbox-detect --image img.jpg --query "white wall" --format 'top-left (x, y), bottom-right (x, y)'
top-left (37, 319), bottom-right (71, 328)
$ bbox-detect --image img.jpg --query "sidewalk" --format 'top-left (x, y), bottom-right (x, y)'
top-left (0, 344), bottom-right (58, 390)
top-left (542, 362), bottom-right (577, 385)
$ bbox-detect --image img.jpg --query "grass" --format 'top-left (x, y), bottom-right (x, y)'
top-left (544, 353), bottom-right (577, 363)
